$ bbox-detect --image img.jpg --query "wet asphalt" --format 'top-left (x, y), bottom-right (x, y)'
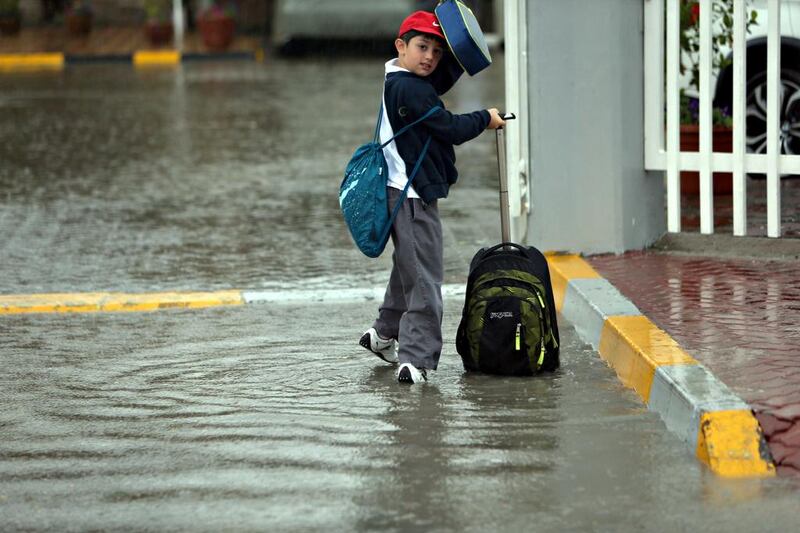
top-left (1, 58), bottom-right (799, 531)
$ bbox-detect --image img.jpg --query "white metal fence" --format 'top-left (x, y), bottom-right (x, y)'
top-left (644, 0), bottom-right (800, 237)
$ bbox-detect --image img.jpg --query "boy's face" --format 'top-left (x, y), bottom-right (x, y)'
top-left (395, 34), bottom-right (444, 77)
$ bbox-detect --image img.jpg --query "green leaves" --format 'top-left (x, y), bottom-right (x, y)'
top-left (679, 0), bottom-right (759, 93)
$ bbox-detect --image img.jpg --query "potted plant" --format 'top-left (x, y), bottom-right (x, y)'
top-left (143, 0), bottom-right (173, 46)
top-left (679, 92), bottom-right (736, 193)
top-left (0, 0), bottom-right (21, 36)
top-left (678, 0), bottom-right (758, 194)
top-left (66, 0), bottom-right (93, 37)
top-left (197, 1), bottom-right (237, 51)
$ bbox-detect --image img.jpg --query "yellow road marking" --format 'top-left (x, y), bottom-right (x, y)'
top-left (0, 291), bottom-right (244, 314)
top-left (133, 50), bottom-right (181, 66)
top-left (0, 53), bottom-right (65, 70)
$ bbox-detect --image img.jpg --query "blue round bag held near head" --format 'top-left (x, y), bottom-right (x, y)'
top-left (434, 0), bottom-right (492, 76)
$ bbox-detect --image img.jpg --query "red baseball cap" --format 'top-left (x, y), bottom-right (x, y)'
top-left (397, 11), bottom-right (445, 40)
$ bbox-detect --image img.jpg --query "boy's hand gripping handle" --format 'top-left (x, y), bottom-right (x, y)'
top-left (496, 113), bottom-right (516, 245)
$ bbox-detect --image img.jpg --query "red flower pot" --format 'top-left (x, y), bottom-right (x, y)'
top-left (197, 16), bottom-right (235, 51)
top-left (679, 124), bottom-right (734, 195)
top-left (66, 12), bottom-right (93, 37)
top-left (0, 14), bottom-right (21, 36)
top-left (145, 21), bottom-right (174, 47)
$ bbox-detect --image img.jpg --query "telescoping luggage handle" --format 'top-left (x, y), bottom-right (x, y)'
top-left (496, 112), bottom-right (516, 246)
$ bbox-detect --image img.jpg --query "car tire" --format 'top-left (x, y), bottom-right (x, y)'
top-left (745, 67), bottom-right (800, 169)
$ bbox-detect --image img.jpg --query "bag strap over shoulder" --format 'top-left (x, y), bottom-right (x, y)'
top-left (370, 99), bottom-right (441, 248)
top-left (372, 99), bottom-right (442, 145)
top-left (372, 101), bottom-right (383, 143)
top-left (379, 105), bottom-right (441, 148)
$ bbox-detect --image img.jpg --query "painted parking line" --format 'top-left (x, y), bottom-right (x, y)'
top-left (133, 50), bottom-right (181, 66)
top-left (0, 53), bottom-right (65, 71)
top-left (242, 284), bottom-right (466, 305)
top-left (0, 291), bottom-right (244, 314)
top-left (0, 285), bottom-right (467, 314)
top-left (0, 51), bottom-right (258, 72)
top-left (546, 253), bottom-right (775, 478)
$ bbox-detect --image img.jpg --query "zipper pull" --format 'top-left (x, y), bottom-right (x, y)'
top-left (515, 323), bottom-right (521, 351)
top-left (538, 341), bottom-right (546, 368)
top-left (536, 293), bottom-right (545, 308)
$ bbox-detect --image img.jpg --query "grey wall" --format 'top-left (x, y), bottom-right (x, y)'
top-left (526, 0), bottom-right (664, 254)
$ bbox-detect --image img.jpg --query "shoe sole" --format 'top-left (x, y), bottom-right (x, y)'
top-left (359, 331), bottom-right (398, 365)
top-left (397, 365), bottom-right (427, 384)
top-left (397, 368), bottom-right (414, 385)
top-left (398, 366), bottom-right (414, 383)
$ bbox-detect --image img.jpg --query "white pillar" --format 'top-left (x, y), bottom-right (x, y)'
top-left (173, 0), bottom-right (185, 51)
top-left (503, 0), bottom-right (530, 244)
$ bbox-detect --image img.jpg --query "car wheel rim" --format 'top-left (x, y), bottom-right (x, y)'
top-left (746, 77), bottom-right (800, 156)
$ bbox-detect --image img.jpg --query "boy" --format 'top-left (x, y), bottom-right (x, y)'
top-left (360, 10), bottom-right (505, 384)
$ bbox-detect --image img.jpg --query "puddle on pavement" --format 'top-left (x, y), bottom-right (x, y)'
top-left (2, 302), bottom-right (799, 531)
top-left (0, 60), bottom-right (503, 295)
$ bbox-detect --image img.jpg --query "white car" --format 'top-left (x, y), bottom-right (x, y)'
top-left (271, 0), bottom-right (435, 53)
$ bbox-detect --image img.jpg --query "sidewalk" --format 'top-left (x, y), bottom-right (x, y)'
top-left (0, 26), bottom-right (262, 60)
top-left (586, 233), bottom-right (800, 477)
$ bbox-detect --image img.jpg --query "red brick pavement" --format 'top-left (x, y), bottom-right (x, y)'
top-left (588, 251), bottom-right (800, 477)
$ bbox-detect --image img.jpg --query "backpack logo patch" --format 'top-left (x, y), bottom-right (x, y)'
top-left (339, 178), bottom-right (360, 206)
top-left (489, 311), bottom-right (513, 320)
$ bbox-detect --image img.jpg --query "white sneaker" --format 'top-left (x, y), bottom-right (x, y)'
top-left (397, 363), bottom-right (427, 384)
top-left (359, 328), bottom-right (399, 364)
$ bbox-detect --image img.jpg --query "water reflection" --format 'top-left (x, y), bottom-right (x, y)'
top-left (353, 365), bottom-right (560, 531)
top-left (355, 366), bottom-right (450, 531)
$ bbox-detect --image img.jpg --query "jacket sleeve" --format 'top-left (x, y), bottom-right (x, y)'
top-left (405, 81), bottom-right (490, 146)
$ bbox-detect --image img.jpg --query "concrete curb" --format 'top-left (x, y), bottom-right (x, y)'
top-left (0, 50), bottom-right (259, 70)
top-left (546, 253), bottom-right (775, 478)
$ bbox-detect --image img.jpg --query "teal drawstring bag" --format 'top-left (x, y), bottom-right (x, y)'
top-left (339, 103), bottom-right (441, 258)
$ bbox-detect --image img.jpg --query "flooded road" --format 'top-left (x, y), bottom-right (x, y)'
top-left (1, 58), bottom-right (799, 531)
top-left (3, 301), bottom-right (799, 532)
top-left (0, 59), bottom-right (501, 293)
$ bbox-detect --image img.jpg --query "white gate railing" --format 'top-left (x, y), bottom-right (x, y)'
top-left (503, 0), bottom-right (531, 244)
top-left (644, 0), bottom-right (800, 237)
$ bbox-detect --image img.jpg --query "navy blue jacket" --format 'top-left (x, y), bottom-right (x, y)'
top-left (384, 63), bottom-right (490, 203)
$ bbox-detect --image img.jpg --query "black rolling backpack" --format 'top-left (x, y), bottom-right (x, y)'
top-left (455, 114), bottom-right (560, 376)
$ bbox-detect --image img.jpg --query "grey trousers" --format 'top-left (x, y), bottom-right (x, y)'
top-left (372, 187), bottom-right (444, 371)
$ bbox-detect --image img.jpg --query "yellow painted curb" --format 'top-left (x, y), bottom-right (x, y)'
top-left (0, 291), bottom-right (244, 314)
top-left (696, 410), bottom-right (776, 478)
top-left (599, 315), bottom-right (697, 403)
top-left (0, 53), bottom-right (65, 70)
top-left (133, 50), bottom-right (181, 66)
top-left (545, 254), bottom-right (600, 312)
top-left (543, 253), bottom-right (775, 478)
